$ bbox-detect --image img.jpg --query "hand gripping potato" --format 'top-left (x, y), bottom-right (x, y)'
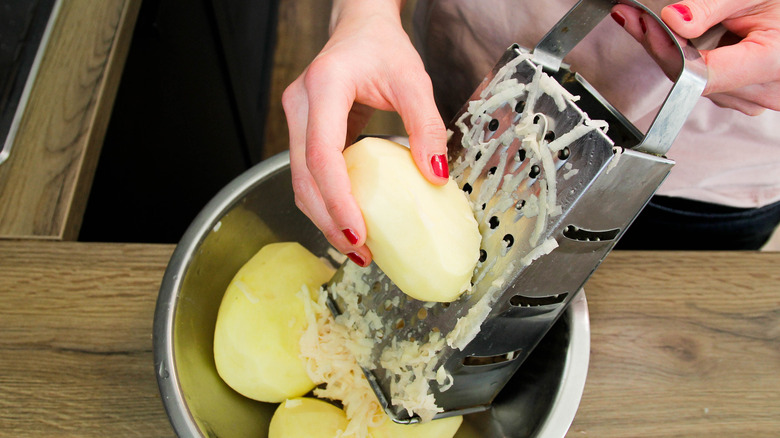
top-left (213, 242), bottom-right (335, 403)
top-left (344, 137), bottom-right (481, 302)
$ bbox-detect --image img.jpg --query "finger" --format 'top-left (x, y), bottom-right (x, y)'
top-left (390, 67), bottom-right (449, 185)
top-left (722, 80), bottom-right (780, 112)
top-left (303, 59), bottom-right (370, 252)
top-left (661, 1), bottom-right (780, 94)
top-left (707, 92), bottom-right (767, 116)
top-left (698, 35), bottom-right (780, 94)
top-left (611, 6), bottom-right (682, 80)
top-left (706, 78), bottom-right (780, 114)
top-left (345, 103), bottom-right (375, 147)
top-left (283, 77), bottom-right (372, 266)
top-left (660, 0), bottom-right (747, 40)
top-left (611, 4), bottom-right (644, 40)
top-left (283, 80), bottom-right (332, 231)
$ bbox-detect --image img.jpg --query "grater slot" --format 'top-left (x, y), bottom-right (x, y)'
top-left (562, 225), bottom-right (621, 242)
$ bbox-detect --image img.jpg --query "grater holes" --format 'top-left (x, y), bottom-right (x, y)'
top-left (515, 100), bottom-right (526, 114)
top-left (475, 151), bottom-right (482, 161)
top-left (488, 166), bottom-right (497, 176)
top-left (529, 165), bottom-right (541, 178)
top-left (502, 234), bottom-right (514, 248)
top-left (479, 249), bottom-right (487, 263)
top-left (488, 118), bottom-right (499, 131)
top-left (558, 146), bottom-right (570, 160)
top-left (544, 131), bottom-right (556, 142)
top-left (489, 216), bottom-right (500, 229)
top-left (533, 114), bottom-right (542, 124)
top-left (481, 203), bottom-right (486, 211)
top-left (462, 183), bottom-right (473, 194)
top-left (517, 149), bottom-right (526, 162)
top-left (515, 199), bottom-right (526, 211)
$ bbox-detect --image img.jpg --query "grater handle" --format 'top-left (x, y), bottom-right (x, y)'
top-left (532, 0), bottom-right (708, 156)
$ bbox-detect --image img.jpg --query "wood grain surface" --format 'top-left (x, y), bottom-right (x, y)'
top-left (0, 241), bottom-right (174, 437)
top-left (1, 241), bottom-right (777, 437)
top-left (570, 252), bottom-right (780, 437)
top-left (0, 0), bottom-right (140, 240)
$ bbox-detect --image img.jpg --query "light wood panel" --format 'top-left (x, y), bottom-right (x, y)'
top-left (0, 0), bottom-right (140, 240)
top-left (1, 241), bottom-right (778, 436)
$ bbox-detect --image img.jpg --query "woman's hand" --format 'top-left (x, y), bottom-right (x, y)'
top-left (612, 0), bottom-right (780, 115)
top-left (282, 0), bottom-right (448, 266)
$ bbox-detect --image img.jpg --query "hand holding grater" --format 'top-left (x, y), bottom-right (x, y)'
top-left (326, 0), bottom-right (707, 423)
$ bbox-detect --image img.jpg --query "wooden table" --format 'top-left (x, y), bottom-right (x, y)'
top-left (1, 241), bottom-right (777, 437)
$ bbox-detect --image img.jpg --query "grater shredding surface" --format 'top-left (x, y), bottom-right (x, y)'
top-left (326, 0), bottom-right (707, 424)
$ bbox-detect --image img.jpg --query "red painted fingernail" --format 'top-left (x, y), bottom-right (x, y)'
top-left (342, 228), bottom-right (359, 245)
top-left (670, 4), bottom-right (693, 22)
top-left (610, 11), bottom-right (625, 27)
top-left (347, 252), bottom-right (367, 267)
top-left (640, 16), bottom-right (647, 34)
top-left (431, 154), bottom-right (449, 179)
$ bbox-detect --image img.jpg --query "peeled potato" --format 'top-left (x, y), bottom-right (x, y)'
top-left (213, 242), bottom-right (335, 403)
top-left (269, 397), bottom-right (348, 438)
top-left (369, 415), bottom-right (463, 438)
top-left (344, 137), bottom-right (481, 302)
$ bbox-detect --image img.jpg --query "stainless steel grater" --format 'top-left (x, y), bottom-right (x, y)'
top-left (326, 0), bottom-right (707, 423)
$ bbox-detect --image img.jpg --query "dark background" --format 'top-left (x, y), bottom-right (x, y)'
top-left (79, 0), bottom-right (279, 243)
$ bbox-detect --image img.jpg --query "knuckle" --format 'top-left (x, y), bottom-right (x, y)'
top-left (305, 144), bottom-right (333, 175)
top-left (293, 193), bottom-right (305, 211)
top-left (281, 87), bottom-right (296, 113)
top-left (290, 174), bottom-right (311, 198)
top-left (323, 227), bottom-right (347, 248)
top-left (303, 57), bottom-right (340, 88)
top-left (420, 118), bottom-right (448, 141)
top-left (281, 79), bottom-right (305, 112)
top-left (323, 196), bottom-right (350, 224)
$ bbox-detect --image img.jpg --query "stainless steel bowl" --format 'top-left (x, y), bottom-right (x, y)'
top-left (153, 152), bottom-right (590, 437)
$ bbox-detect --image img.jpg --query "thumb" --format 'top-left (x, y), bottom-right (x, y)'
top-left (391, 73), bottom-right (450, 185)
top-left (662, 0), bottom-right (780, 94)
top-left (660, 0), bottom-right (740, 39)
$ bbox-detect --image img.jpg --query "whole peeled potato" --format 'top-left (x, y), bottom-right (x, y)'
top-left (344, 137), bottom-right (481, 302)
top-left (369, 414), bottom-right (463, 438)
top-left (269, 397), bottom-right (348, 438)
top-left (213, 242), bottom-right (335, 403)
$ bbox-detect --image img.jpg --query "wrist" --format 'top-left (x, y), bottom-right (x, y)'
top-left (330, 0), bottom-right (405, 35)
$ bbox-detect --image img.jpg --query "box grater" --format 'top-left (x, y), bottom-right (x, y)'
top-left (326, 0), bottom-right (707, 423)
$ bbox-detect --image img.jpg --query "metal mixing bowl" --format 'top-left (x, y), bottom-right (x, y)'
top-left (153, 152), bottom-right (590, 437)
